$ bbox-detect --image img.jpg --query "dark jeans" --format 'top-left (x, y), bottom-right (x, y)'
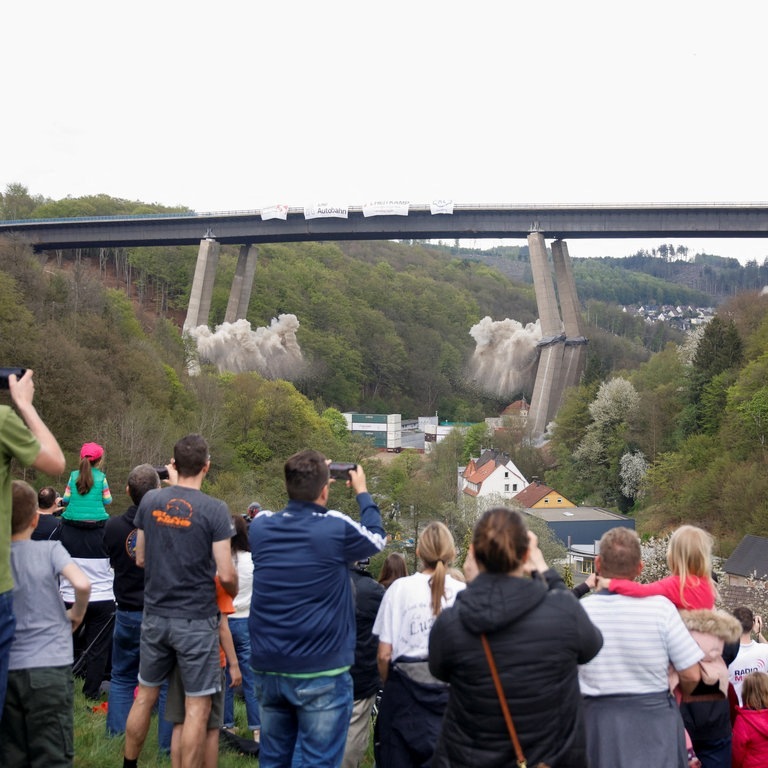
top-left (375, 664), bottom-right (448, 768)
top-left (70, 599), bottom-right (115, 700)
top-left (254, 670), bottom-right (353, 768)
top-left (223, 617), bottom-right (260, 731)
top-left (693, 737), bottom-right (732, 768)
top-left (106, 609), bottom-right (172, 751)
top-left (0, 590), bottom-right (14, 719)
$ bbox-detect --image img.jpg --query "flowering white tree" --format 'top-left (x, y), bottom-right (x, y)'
top-left (619, 450), bottom-right (649, 500)
top-left (637, 535), bottom-right (671, 583)
top-left (588, 377), bottom-right (640, 426)
top-left (573, 377), bottom-right (641, 506)
top-left (678, 325), bottom-right (705, 367)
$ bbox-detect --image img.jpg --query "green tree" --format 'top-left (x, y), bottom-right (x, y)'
top-left (0, 183), bottom-right (46, 220)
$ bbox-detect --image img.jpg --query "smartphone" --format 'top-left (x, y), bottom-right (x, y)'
top-left (329, 462), bottom-right (357, 480)
top-left (0, 368), bottom-right (27, 389)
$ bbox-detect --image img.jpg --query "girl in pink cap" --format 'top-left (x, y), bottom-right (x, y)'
top-left (59, 442), bottom-right (115, 702)
top-left (61, 442), bottom-right (113, 522)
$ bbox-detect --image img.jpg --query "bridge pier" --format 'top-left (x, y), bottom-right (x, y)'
top-left (225, 244), bottom-right (258, 323)
top-left (526, 234), bottom-right (586, 441)
top-left (551, 239), bottom-right (587, 411)
top-left (527, 232), bottom-right (566, 439)
top-left (183, 238), bottom-right (220, 332)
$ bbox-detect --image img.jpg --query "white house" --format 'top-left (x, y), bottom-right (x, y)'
top-left (461, 449), bottom-right (529, 500)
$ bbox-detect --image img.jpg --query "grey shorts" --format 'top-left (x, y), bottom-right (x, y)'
top-left (138, 613), bottom-right (221, 696)
top-left (164, 666), bottom-right (225, 728)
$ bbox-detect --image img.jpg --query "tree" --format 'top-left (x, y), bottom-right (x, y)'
top-left (619, 451), bottom-right (649, 500)
top-left (463, 422), bottom-right (490, 462)
top-left (690, 316), bottom-right (743, 399)
top-left (0, 183), bottom-right (45, 220)
top-left (570, 378), bottom-right (641, 508)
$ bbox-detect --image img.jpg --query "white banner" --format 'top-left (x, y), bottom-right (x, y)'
top-left (261, 204), bottom-right (289, 221)
top-left (362, 200), bottom-right (410, 217)
top-left (430, 199), bottom-right (454, 215)
top-left (303, 203), bottom-right (348, 219)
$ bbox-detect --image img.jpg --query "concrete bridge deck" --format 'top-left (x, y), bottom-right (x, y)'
top-left (3, 202), bottom-right (768, 251)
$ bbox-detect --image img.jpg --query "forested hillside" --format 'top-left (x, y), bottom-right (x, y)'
top-left (3, 184), bottom-right (768, 557)
top-left (544, 292), bottom-right (768, 553)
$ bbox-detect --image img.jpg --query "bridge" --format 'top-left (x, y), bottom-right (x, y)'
top-left (4, 202), bottom-right (766, 440)
top-left (2, 202), bottom-right (768, 250)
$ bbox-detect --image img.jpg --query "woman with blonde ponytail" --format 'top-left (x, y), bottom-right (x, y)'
top-left (372, 521), bottom-right (465, 768)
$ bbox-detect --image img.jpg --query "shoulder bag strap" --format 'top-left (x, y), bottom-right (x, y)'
top-left (481, 632), bottom-right (528, 768)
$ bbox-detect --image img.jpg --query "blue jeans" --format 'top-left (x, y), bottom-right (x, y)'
top-left (224, 617), bottom-right (260, 730)
top-left (0, 590), bottom-right (15, 716)
top-left (106, 609), bottom-right (172, 751)
top-left (692, 737), bottom-right (732, 768)
top-left (253, 671), bottom-right (353, 768)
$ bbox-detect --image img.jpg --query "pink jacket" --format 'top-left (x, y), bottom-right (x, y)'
top-left (608, 573), bottom-right (716, 610)
top-left (732, 707), bottom-right (768, 768)
top-left (670, 610), bottom-right (742, 698)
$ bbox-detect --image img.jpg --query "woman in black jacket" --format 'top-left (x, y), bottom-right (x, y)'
top-left (428, 507), bottom-right (603, 768)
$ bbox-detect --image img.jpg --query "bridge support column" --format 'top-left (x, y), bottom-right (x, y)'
top-left (527, 232), bottom-right (565, 440)
top-left (526, 235), bottom-right (588, 441)
top-left (184, 238), bottom-right (220, 332)
top-left (551, 239), bottom-right (587, 409)
top-left (224, 244), bottom-right (258, 323)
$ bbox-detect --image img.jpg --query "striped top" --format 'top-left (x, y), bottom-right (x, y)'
top-left (578, 592), bottom-right (704, 696)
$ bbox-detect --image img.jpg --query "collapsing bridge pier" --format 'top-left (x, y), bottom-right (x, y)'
top-left (183, 238), bottom-right (258, 331)
top-left (526, 233), bottom-right (588, 441)
top-left (181, 229), bottom-right (584, 441)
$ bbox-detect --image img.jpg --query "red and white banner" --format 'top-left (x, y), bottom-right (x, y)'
top-left (261, 205), bottom-right (289, 221)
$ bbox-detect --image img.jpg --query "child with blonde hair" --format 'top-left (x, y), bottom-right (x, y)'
top-left (732, 671), bottom-right (768, 768)
top-left (600, 524), bottom-right (717, 609)
top-left (600, 525), bottom-right (741, 768)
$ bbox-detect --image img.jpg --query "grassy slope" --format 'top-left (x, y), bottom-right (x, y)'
top-left (72, 680), bottom-right (375, 767)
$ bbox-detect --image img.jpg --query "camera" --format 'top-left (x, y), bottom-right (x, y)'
top-left (0, 367), bottom-right (27, 389)
top-left (329, 462), bottom-right (356, 480)
top-left (154, 465), bottom-right (170, 480)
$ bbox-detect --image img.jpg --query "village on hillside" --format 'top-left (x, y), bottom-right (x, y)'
top-left (622, 304), bottom-right (715, 331)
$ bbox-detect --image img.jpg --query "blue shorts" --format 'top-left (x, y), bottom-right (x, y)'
top-left (138, 613), bottom-right (221, 697)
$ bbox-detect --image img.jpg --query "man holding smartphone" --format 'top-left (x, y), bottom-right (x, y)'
top-left (248, 450), bottom-right (387, 768)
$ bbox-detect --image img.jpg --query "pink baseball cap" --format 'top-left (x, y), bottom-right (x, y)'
top-left (80, 442), bottom-right (104, 461)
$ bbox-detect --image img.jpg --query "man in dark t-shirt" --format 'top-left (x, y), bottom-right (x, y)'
top-left (123, 435), bottom-right (237, 768)
top-left (104, 465), bottom-right (172, 749)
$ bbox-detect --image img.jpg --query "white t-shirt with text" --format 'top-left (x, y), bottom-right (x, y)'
top-left (373, 571), bottom-right (465, 661)
top-left (729, 641), bottom-right (768, 704)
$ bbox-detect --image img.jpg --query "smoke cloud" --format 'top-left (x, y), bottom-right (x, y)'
top-left (188, 314), bottom-right (306, 380)
top-left (467, 316), bottom-right (542, 398)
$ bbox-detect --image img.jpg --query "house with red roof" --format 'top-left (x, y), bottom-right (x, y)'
top-left (461, 449), bottom-right (529, 500)
top-left (513, 479), bottom-right (576, 509)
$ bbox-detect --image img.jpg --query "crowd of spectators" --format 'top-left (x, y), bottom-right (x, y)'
top-left (1, 372), bottom-right (768, 768)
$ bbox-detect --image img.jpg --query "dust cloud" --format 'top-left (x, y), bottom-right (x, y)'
top-left (187, 314), bottom-right (306, 380)
top-left (467, 316), bottom-right (542, 398)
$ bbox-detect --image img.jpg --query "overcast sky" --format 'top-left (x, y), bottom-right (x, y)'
top-left (3, 1), bottom-right (768, 263)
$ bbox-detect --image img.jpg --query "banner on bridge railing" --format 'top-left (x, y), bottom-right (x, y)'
top-left (362, 200), bottom-right (410, 217)
top-left (430, 199), bottom-right (454, 215)
top-left (261, 205), bottom-right (289, 221)
top-left (303, 203), bottom-right (349, 219)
